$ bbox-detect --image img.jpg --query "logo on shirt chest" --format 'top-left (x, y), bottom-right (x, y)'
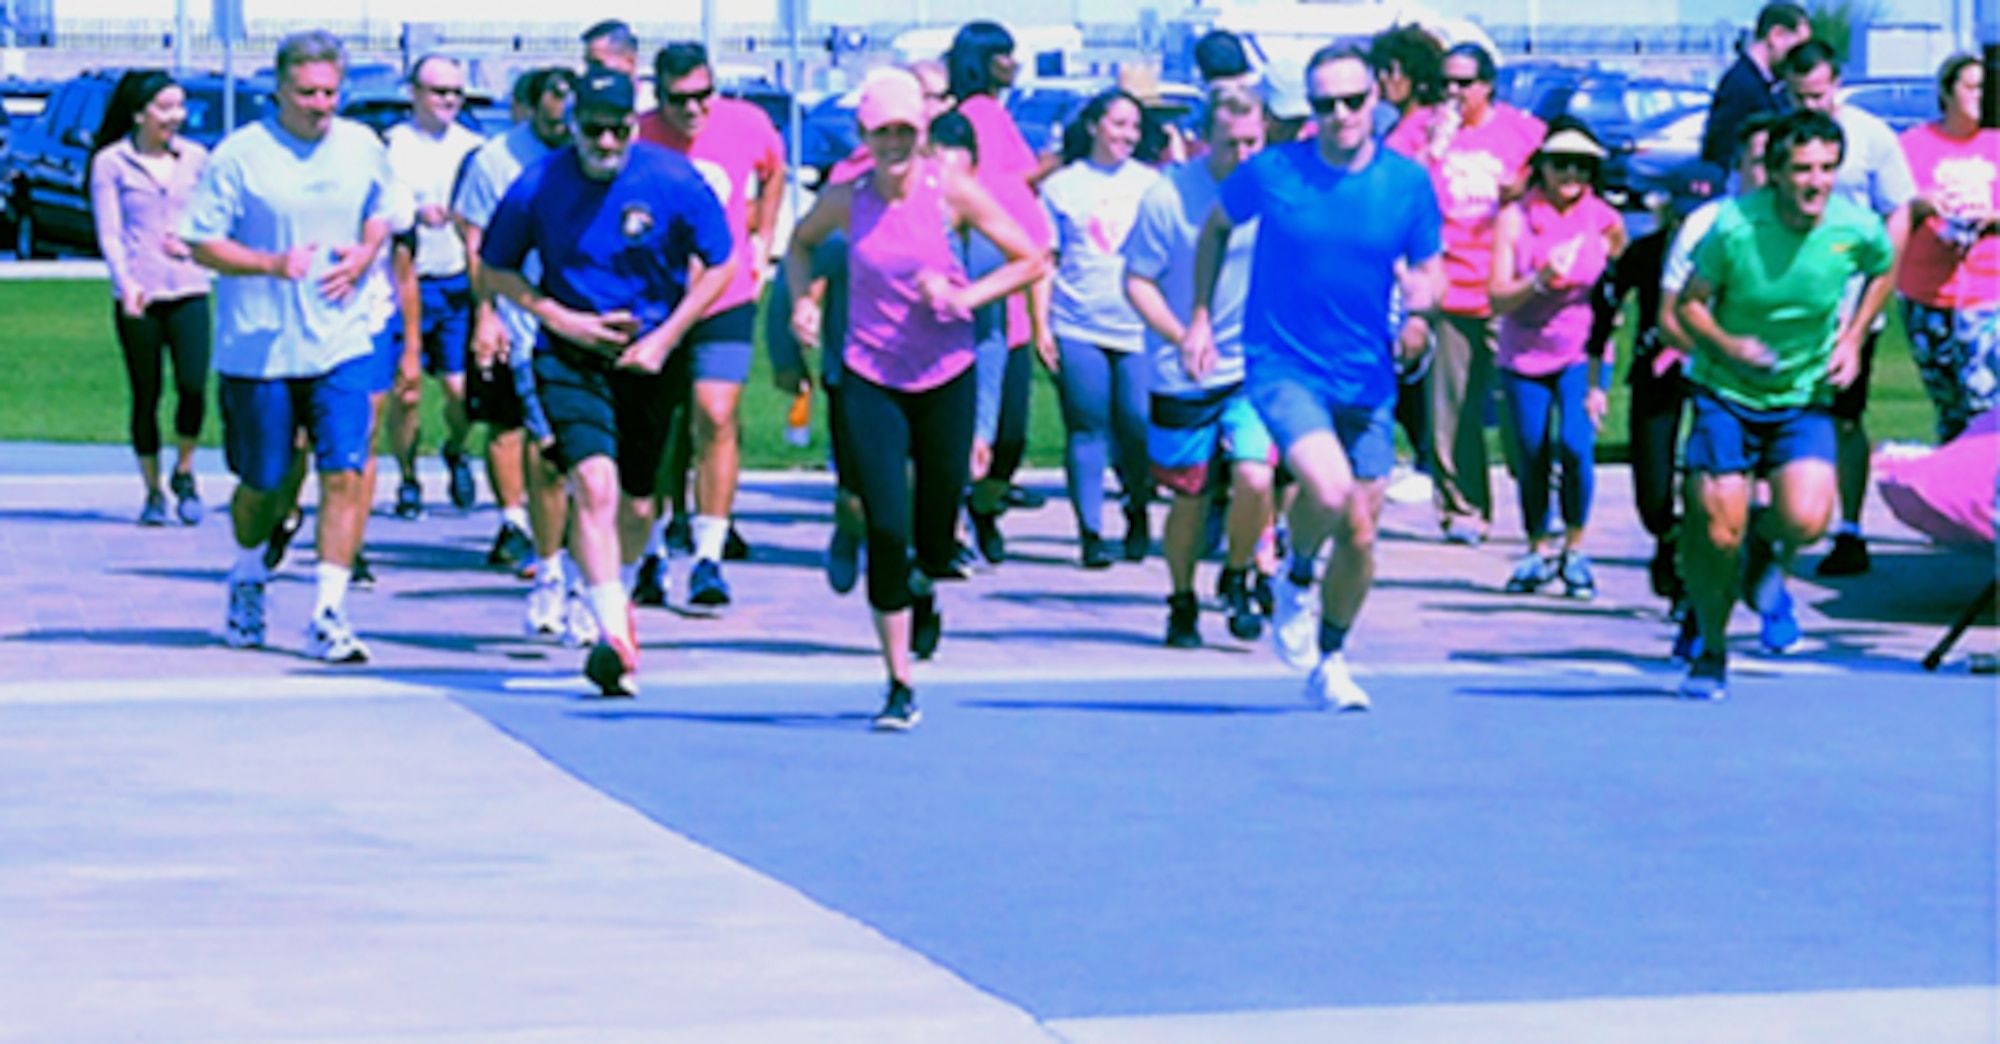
top-left (621, 203), bottom-right (656, 241)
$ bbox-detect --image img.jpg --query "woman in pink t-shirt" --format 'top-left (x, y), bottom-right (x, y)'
top-left (1898, 53), bottom-right (2000, 442)
top-left (1489, 121), bottom-right (1627, 599)
top-left (1386, 43), bottom-right (1545, 546)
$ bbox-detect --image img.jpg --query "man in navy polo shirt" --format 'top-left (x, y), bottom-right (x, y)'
top-left (480, 68), bottom-right (734, 697)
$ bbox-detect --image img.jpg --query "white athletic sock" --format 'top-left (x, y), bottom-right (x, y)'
top-left (314, 563), bottom-right (351, 617)
top-left (586, 582), bottom-right (632, 645)
top-left (692, 514), bottom-right (729, 563)
top-left (230, 546), bottom-right (269, 584)
top-left (501, 505), bottom-right (530, 531)
top-left (537, 553), bottom-right (566, 589)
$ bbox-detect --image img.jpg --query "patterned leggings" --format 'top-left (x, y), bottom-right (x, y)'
top-left (1903, 299), bottom-right (2000, 442)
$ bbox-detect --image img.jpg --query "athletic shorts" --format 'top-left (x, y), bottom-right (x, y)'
top-left (219, 353), bottom-right (375, 492)
top-left (1149, 387), bottom-right (1275, 498)
top-left (1684, 387), bottom-right (1836, 476)
top-left (510, 350), bottom-right (554, 444)
top-left (1829, 325), bottom-right (1882, 423)
top-left (381, 273), bottom-right (474, 378)
top-left (1247, 375), bottom-right (1396, 482)
top-left (366, 324), bottom-right (402, 395)
top-left (532, 344), bottom-right (674, 497)
top-left (685, 303), bottom-right (756, 384)
top-left (466, 353), bottom-right (526, 431)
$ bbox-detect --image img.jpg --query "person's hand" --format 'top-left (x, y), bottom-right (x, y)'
top-left (543, 305), bottom-right (638, 356)
top-left (616, 325), bottom-right (676, 374)
top-left (271, 244), bottom-right (315, 281)
top-left (917, 270), bottom-right (971, 322)
top-left (970, 436), bottom-right (993, 481)
top-left (1827, 332), bottom-right (1864, 388)
top-left (1585, 386), bottom-right (1609, 430)
top-left (118, 286), bottom-right (147, 319)
top-left (470, 310), bottom-right (509, 368)
top-left (317, 243), bottom-right (370, 304)
top-left (1033, 326), bottom-right (1060, 374)
top-left (1731, 333), bottom-right (1779, 372)
top-left (394, 344), bottom-right (423, 407)
top-left (790, 296), bottom-right (823, 352)
top-left (1396, 314), bottom-right (1431, 368)
top-left (417, 204), bottom-right (451, 228)
top-left (1178, 320), bottom-right (1216, 381)
top-left (160, 233), bottom-right (192, 261)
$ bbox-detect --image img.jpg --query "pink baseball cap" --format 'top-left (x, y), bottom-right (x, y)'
top-left (857, 68), bottom-right (925, 132)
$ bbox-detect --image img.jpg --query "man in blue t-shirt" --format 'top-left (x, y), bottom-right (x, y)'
top-left (1185, 45), bottom-right (1444, 711)
top-left (480, 68), bottom-right (734, 697)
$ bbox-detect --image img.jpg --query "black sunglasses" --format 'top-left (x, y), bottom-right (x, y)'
top-left (1445, 76), bottom-right (1484, 89)
top-left (418, 84), bottom-right (464, 97)
top-left (1308, 91), bottom-right (1371, 117)
top-left (1543, 155), bottom-right (1598, 173)
top-left (577, 119), bottom-right (633, 141)
top-left (664, 86), bottom-right (715, 107)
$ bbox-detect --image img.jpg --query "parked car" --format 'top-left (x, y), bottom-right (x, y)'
top-left (1624, 105), bottom-right (1707, 203)
top-left (1523, 69), bottom-right (1710, 208)
top-left (4, 70), bottom-right (272, 258)
top-left (797, 89), bottom-right (860, 186)
top-left (337, 83), bottom-right (501, 139)
top-left (1841, 77), bottom-right (1934, 133)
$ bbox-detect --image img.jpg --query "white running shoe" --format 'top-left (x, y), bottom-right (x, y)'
top-left (305, 606), bottom-right (370, 664)
top-left (562, 588), bottom-right (600, 648)
top-left (1269, 571), bottom-right (1321, 671)
top-left (1306, 653), bottom-right (1371, 712)
top-left (1385, 467), bottom-right (1435, 506)
top-left (525, 580), bottom-right (564, 641)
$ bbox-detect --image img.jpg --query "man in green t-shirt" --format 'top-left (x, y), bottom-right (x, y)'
top-left (1673, 109), bottom-right (1895, 700)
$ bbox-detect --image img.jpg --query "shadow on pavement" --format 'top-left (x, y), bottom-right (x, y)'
top-left (1454, 683), bottom-right (1677, 701)
top-left (0, 508), bottom-right (135, 525)
top-left (572, 707), bottom-right (876, 728)
top-left (8, 626), bottom-right (221, 649)
top-left (961, 697), bottom-right (1307, 716)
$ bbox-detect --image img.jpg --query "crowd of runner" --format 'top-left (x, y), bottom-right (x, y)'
top-left (87, 4), bottom-right (1997, 725)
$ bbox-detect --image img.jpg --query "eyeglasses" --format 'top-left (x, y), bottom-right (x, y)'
top-left (577, 119), bottom-right (633, 141)
top-left (418, 84), bottom-right (464, 97)
top-left (1543, 155), bottom-right (1597, 174)
top-left (664, 87), bottom-right (715, 108)
top-left (1307, 91), bottom-right (1371, 117)
top-left (1445, 76), bottom-right (1483, 89)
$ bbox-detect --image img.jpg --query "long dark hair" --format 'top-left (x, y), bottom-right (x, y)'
top-left (946, 21), bottom-right (1015, 101)
top-left (94, 69), bottom-right (178, 155)
top-left (1059, 88), bottom-right (1146, 166)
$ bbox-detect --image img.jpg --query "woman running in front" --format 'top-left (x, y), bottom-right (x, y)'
top-left (785, 69), bottom-right (1045, 731)
top-left (1487, 117), bottom-right (1627, 598)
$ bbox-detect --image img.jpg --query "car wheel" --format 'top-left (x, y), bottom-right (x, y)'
top-left (14, 206), bottom-right (44, 260)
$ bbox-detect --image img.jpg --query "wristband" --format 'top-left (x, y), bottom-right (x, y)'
top-left (1594, 362), bottom-right (1614, 392)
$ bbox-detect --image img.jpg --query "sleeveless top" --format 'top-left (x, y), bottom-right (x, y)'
top-left (1496, 187), bottom-right (1620, 377)
top-left (844, 159), bottom-right (976, 392)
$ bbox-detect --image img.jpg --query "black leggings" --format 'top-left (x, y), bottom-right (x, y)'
top-left (986, 343), bottom-right (1032, 484)
top-left (837, 367), bottom-right (976, 613)
top-left (114, 295), bottom-right (211, 457)
top-left (1628, 358), bottom-right (1688, 541)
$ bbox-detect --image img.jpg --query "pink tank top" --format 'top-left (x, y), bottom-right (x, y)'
top-left (1496, 188), bottom-right (1620, 377)
top-left (844, 160), bottom-right (976, 392)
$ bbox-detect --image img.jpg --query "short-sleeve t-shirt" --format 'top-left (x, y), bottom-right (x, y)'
top-left (480, 142), bottom-right (733, 359)
top-left (1496, 188), bottom-right (1624, 376)
top-left (1832, 104), bottom-right (1918, 218)
top-left (1122, 158), bottom-right (1257, 397)
top-left (1221, 141), bottom-right (1443, 410)
top-left (1386, 103), bottom-right (1545, 317)
top-left (454, 122), bottom-right (557, 362)
top-left (1688, 188), bottom-right (1894, 410)
top-left (180, 116), bottom-right (395, 380)
top-left (383, 120), bottom-right (484, 278)
top-left (1897, 121), bottom-right (2000, 309)
top-left (636, 98), bottom-right (786, 315)
top-left (960, 93), bottom-right (1052, 345)
top-left (1041, 157), bottom-right (1160, 352)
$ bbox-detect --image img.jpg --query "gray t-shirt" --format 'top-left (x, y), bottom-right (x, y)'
top-left (1041, 157), bottom-right (1160, 352)
top-left (1122, 159), bottom-right (1257, 397)
top-left (454, 123), bottom-right (556, 362)
top-left (1833, 103), bottom-right (1916, 217)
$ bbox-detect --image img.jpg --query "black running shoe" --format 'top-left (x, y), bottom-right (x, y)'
top-left (445, 450), bottom-right (477, 511)
top-left (724, 526), bottom-right (751, 561)
top-left (264, 511), bottom-right (304, 571)
top-left (1080, 532), bottom-right (1114, 570)
top-left (487, 523), bottom-right (533, 569)
top-left (170, 471), bottom-right (204, 526)
top-left (968, 503), bottom-right (1006, 564)
top-left (1004, 485), bottom-right (1045, 510)
top-left (1220, 569), bottom-right (1262, 641)
top-left (1123, 506), bottom-right (1151, 563)
top-left (394, 479), bottom-right (424, 521)
top-left (1815, 533), bottom-right (1870, 577)
top-left (911, 593), bottom-right (942, 660)
top-left (351, 551), bottom-right (376, 590)
top-left (688, 559), bottom-right (732, 607)
top-left (1165, 592), bottom-right (1201, 648)
top-left (631, 553), bottom-right (668, 607)
top-left (872, 682), bottom-right (920, 732)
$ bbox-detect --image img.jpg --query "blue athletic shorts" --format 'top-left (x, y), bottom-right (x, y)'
top-left (1684, 387), bottom-right (1836, 476)
top-left (1247, 376), bottom-right (1396, 482)
top-left (686, 303), bottom-right (756, 384)
top-left (219, 353), bottom-right (375, 492)
top-left (366, 324), bottom-right (401, 395)
top-left (381, 273), bottom-right (473, 377)
top-left (1149, 387), bottom-right (1275, 497)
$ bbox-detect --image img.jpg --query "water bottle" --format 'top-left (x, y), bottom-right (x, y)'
top-left (784, 387), bottom-right (812, 447)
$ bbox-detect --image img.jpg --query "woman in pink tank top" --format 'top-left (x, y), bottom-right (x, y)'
top-left (1488, 120), bottom-right (1627, 600)
top-left (783, 68), bottom-right (1046, 731)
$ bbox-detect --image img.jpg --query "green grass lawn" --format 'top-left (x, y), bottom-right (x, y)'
top-left (0, 279), bottom-right (1941, 469)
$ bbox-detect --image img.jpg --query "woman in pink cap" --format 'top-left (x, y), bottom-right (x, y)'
top-left (784, 68), bottom-right (1046, 731)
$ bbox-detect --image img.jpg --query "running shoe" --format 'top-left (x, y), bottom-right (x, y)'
top-left (1504, 552), bottom-right (1558, 594)
top-left (525, 579), bottom-right (565, 640)
top-left (934, 543), bottom-right (977, 581)
top-left (1648, 535), bottom-right (1682, 602)
top-left (1080, 532), bottom-right (1114, 570)
top-left (487, 523), bottom-right (533, 569)
top-left (1740, 521), bottom-right (1785, 615)
top-left (1253, 572), bottom-right (1274, 619)
top-left (139, 491), bottom-right (169, 527)
top-left (1678, 652), bottom-right (1728, 701)
top-left (1442, 520), bottom-right (1485, 548)
top-left (445, 450), bottom-right (476, 511)
top-left (631, 553), bottom-right (668, 607)
top-left (305, 606), bottom-right (370, 664)
top-left (724, 526), bottom-right (751, 561)
top-left (911, 593), bottom-right (942, 661)
top-left (688, 559), bottom-right (732, 607)
top-left (825, 526), bottom-right (861, 594)
top-left (1123, 506), bottom-right (1151, 563)
top-left (968, 503), bottom-right (1006, 564)
top-left (1670, 611), bottom-right (1704, 665)
top-left (1305, 653), bottom-right (1371, 711)
top-left (663, 515), bottom-right (693, 553)
top-left (394, 478), bottom-right (424, 520)
top-left (351, 551), bottom-right (376, 590)
top-left (1269, 571), bottom-right (1321, 671)
top-left (1220, 569), bottom-right (1263, 641)
top-left (1004, 485), bottom-right (1046, 510)
top-left (1165, 592), bottom-right (1201, 649)
top-left (224, 579), bottom-right (267, 649)
top-left (584, 636), bottom-right (639, 697)
top-left (872, 682), bottom-right (921, 732)
top-left (170, 471), bottom-right (203, 526)
top-left (1759, 587), bottom-right (1803, 655)
top-left (264, 511), bottom-right (304, 571)
top-left (1385, 466), bottom-right (1435, 506)
top-left (562, 589), bottom-right (600, 648)
top-left (1559, 552), bottom-right (1597, 601)
top-left (1815, 532), bottom-right (1870, 576)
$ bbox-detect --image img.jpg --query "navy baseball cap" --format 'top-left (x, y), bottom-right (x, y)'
top-left (1664, 160), bottom-right (1727, 218)
top-left (574, 66), bottom-right (635, 116)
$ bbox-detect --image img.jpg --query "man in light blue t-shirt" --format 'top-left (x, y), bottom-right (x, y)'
top-left (1186, 46), bottom-right (1445, 711)
top-left (1122, 83), bottom-right (1276, 650)
top-left (181, 30), bottom-right (393, 665)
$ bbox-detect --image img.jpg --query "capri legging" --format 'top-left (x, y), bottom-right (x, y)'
top-left (986, 343), bottom-right (1032, 483)
top-left (1501, 362), bottom-right (1596, 539)
top-left (836, 367), bottom-right (977, 612)
top-left (1627, 356), bottom-right (1688, 541)
top-left (114, 294), bottom-right (211, 456)
top-left (1056, 337), bottom-right (1151, 536)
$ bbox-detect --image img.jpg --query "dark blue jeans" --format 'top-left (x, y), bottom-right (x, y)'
top-left (1502, 363), bottom-right (1595, 540)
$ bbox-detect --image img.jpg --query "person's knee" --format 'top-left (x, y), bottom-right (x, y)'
top-left (1232, 462), bottom-right (1274, 498)
top-left (572, 459), bottom-right (620, 509)
top-left (1330, 500), bottom-right (1376, 550)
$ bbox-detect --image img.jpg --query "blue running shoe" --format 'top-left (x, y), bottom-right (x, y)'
top-left (1741, 522), bottom-right (1784, 615)
top-left (1671, 611), bottom-right (1703, 665)
top-left (688, 558), bottom-right (731, 607)
top-left (1678, 653), bottom-right (1728, 701)
top-left (1759, 587), bottom-right (1803, 655)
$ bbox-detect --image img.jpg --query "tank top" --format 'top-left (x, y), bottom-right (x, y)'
top-left (844, 160), bottom-right (976, 392)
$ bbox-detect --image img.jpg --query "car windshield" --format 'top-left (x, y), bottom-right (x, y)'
top-left (180, 87), bottom-right (271, 146)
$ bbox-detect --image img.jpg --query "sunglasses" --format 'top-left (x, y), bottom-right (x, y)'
top-left (1543, 155), bottom-right (1597, 173)
top-left (664, 87), bottom-right (715, 107)
top-left (418, 84), bottom-right (464, 97)
top-left (1445, 76), bottom-right (1484, 89)
top-left (577, 119), bottom-right (633, 141)
top-left (1308, 91), bottom-right (1371, 117)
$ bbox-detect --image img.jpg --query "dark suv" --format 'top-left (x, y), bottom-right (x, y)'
top-left (1515, 68), bottom-right (1709, 209)
top-left (4, 70), bottom-right (272, 258)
